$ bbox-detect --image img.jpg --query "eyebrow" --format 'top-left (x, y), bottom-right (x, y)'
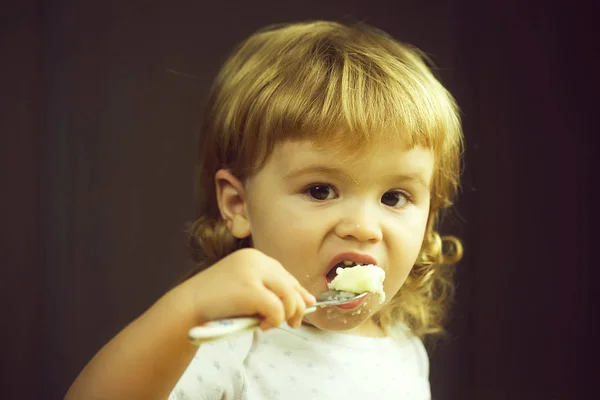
top-left (284, 166), bottom-right (358, 182)
top-left (284, 165), bottom-right (429, 188)
top-left (392, 172), bottom-right (430, 189)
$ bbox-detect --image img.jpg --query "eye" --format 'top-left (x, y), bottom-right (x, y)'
top-left (381, 190), bottom-right (410, 208)
top-left (306, 185), bottom-right (337, 201)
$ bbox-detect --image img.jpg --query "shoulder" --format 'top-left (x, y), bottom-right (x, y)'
top-left (388, 323), bottom-right (429, 379)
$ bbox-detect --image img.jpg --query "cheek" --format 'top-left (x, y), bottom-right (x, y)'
top-left (384, 262), bottom-right (413, 294)
top-left (385, 216), bottom-right (429, 288)
top-left (248, 202), bottom-right (322, 265)
top-left (251, 201), bottom-right (299, 240)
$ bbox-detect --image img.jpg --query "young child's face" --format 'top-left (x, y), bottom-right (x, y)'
top-left (238, 137), bottom-right (433, 335)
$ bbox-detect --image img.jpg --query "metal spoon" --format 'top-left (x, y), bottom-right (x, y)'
top-left (188, 290), bottom-right (367, 345)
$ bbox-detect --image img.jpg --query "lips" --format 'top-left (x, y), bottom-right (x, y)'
top-left (336, 295), bottom-right (369, 309)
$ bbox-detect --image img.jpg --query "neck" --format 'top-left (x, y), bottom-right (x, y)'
top-left (342, 318), bottom-right (386, 337)
top-left (302, 317), bottom-right (387, 338)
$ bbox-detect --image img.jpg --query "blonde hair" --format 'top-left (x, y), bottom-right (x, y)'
top-left (187, 20), bottom-right (464, 338)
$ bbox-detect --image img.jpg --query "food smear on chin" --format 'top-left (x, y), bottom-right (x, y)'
top-left (327, 264), bottom-right (386, 303)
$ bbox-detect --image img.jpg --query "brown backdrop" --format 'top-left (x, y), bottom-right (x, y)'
top-left (2, 0), bottom-right (595, 399)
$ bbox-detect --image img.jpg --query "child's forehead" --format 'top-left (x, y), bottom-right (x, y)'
top-left (269, 135), bottom-right (431, 170)
top-left (245, 126), bottom-right (438, 180)
top-left (263, 137), bottom-right (435, 188)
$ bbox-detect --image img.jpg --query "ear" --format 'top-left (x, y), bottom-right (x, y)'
top-left (215, 169), bottom-right (251, 239)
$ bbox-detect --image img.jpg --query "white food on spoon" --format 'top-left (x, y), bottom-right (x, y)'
top-left (327, 264), bottom-right (386, 303)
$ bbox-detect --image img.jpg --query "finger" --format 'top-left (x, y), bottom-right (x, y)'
top-left (289, 291), bottom-right (306, 328)
top-left (259, 319), bottom-right (276, 331)
top-left (263, 278), bottom-right (299, 321)
top-left (255, 286), bottom-right (286, 328)
top-left (296, 283), bottom-right (316, 305)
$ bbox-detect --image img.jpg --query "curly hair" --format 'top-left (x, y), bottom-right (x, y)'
top-left (185, 20), bottom-right (464, 338)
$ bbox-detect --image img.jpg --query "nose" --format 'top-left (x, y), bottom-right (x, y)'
top-left (334, 203), bottom-right (383, 243)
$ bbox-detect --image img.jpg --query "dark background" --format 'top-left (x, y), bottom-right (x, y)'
top-left (2, 0), bottom-right (596, 399)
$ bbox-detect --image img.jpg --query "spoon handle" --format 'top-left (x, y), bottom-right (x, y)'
top-left (188, 317), bottom-right (260, 345)
top-left (188, 306), bottom-right (319, 345)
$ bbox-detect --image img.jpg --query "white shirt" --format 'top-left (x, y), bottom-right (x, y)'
top-left (170, 323), bottom-right (430, 399)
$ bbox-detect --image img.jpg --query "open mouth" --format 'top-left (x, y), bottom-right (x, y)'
top-left (325, 258), bottom-right (386, 305)
top-left (326, 262), bottom-right (371, 309)
top-left (326, 260), bottom-right (359, 283)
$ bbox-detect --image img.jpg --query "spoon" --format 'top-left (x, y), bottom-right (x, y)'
top-left (188, 290), bottom-right (367, 345)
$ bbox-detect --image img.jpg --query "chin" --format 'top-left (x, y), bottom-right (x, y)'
top-left (304, 305), bottom-right (375, 332)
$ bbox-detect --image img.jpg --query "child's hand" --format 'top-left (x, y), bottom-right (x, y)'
top-left (180, 248), bottom-right (316, 330)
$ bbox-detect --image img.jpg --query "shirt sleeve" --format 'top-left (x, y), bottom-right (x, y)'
top-left (169, 332), bottom-right (254, 400)
top-left (392, 323), bottom-right (430, 379)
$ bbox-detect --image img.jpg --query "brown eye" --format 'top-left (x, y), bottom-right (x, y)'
top-left (381, 191), bottom-right (409, 207)
top-left (307, 185), bottom-right (336, 200)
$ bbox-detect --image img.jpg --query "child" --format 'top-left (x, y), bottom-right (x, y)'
top-left (66, 20), bottom-right (463, 399)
